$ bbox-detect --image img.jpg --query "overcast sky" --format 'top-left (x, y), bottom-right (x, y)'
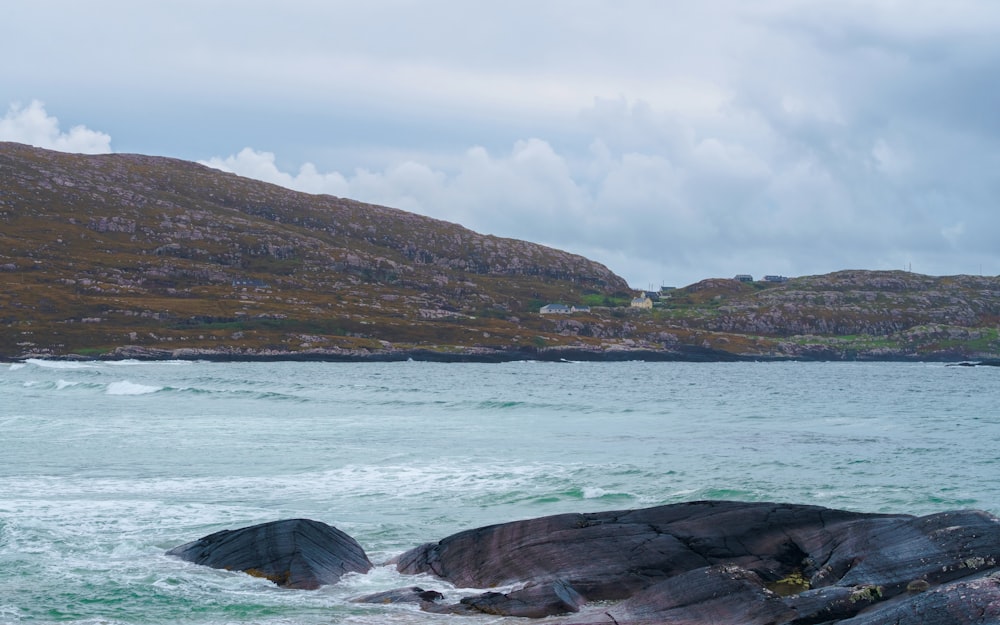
top-left (3, 1), bottom-right (998, 287)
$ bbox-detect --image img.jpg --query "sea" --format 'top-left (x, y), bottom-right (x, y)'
top-left (1, 358), bottom-right (997, 624)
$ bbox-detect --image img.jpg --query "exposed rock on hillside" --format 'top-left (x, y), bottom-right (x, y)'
top-left (0, 142), bottom-right (628, 358)
top-left (2, 142), bottom-right (999, 361)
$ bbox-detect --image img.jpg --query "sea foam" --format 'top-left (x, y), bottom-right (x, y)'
top-left (106, 380), bottom-right (162, 395)
top-left (24, 358), bottom-right (95, 369)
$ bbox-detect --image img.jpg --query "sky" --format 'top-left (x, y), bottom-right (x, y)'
top-left (2, 1), bottom-right (999, 288)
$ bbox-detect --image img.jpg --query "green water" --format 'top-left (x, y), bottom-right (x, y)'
top-left (1, 359), bottom-right (997, 624)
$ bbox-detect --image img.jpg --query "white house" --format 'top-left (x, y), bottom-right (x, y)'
top-left (540, 304), bottom-right (572, 314)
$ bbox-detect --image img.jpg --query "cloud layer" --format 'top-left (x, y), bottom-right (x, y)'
top-left (3, 2), bottom-right (999, 286)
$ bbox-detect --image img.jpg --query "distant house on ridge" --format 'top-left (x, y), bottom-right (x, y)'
top-left (539, 303), bottom-right (592, 315)
top-left (539, 303), bottom-right (572, 314)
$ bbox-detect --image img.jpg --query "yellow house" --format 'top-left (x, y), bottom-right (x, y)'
top-left (630, 294), bottom-right (653, 309)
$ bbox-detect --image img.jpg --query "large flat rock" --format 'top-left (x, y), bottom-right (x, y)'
top-left (395, 500), bottom-right (898, 599)
top-left (392, 500), bottom-right (1000, 622)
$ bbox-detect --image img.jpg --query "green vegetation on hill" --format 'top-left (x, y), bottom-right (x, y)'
top-left (1, 142), bottom-right (998, 361)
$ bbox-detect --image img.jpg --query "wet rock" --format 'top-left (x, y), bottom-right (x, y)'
top-left (782, 584), bottom-right (888, 623)
top-left (458, 579), bottom-right (585, 618)
top-left (352, 585), bottom-right (445, 605)
top-left (835, 572), bottom-right (1000, 625)
top-left (562, 565), bottom-right (794, 625)
top-left (396, 500), bottom-right (1000, 622)
top-left (804, 509), bottom-right (1000, 593)
top-left (395, 500), bottom-right (898, 601)
top-left (166, 518), bottom-right (372, 589)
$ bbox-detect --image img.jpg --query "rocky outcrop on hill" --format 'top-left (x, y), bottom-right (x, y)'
top-left (0, 142), bottom-right (625, 288)
top-left (702, 271), bottom-right (1000, 338)
top-left (3, 142), bottom-right (999, 361)
top-left (0, 141), bottom-right (630, 358)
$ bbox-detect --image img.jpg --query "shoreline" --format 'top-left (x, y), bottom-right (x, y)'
top-left (7, 345), bottom-right (1000, 366)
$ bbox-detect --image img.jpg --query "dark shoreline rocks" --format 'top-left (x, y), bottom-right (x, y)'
top-left (15, 345), bottom-right (1000, 364)
top-left (15, 344), bottom-right (763, 364)
top-left (167, 501), bottom-right (1000, 623)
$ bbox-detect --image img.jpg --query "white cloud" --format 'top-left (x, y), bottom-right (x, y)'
top-left (201, 148), bottom-right (350, 197)
top-left (4, 2), bottom-right (999, 284)
top-left (0, 101), bottom-right (111, 154)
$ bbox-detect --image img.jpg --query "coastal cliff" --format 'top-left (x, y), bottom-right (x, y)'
top-left (2, 142), bottom-right (998, 362)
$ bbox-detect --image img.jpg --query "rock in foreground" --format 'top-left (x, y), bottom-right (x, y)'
top-left (165, 503), bottom-right (1000, 622)
top-left (392, 500), bottom-right (1000, 622)
top-left (166, 518), bottom-right (372, 589)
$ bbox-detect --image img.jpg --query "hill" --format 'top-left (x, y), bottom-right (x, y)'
top-left (632, 272), bottom-right (1000, 360)
top-left (1, 142), bottom-right (998, 362)
top-left (0, 142), bottom-right (629, 360)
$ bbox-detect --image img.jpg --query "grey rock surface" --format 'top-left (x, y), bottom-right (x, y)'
top-left (166, 518), bottom-right (372, 589)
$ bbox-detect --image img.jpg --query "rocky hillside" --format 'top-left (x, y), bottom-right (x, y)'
top-left (615, 272), bottom-right (1000, 360)
top-left (0, 142), bottom-right (630, 359)
top-left (2, 141), bottom-right (998, 362)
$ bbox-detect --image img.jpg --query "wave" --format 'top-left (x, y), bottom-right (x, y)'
top-left (167, 387), bottom-right (310, 402)
top-left (106, 380), bottom-right (164, 395)
top-left (17, 379), bottom-right (304, 400)
top-left (476, 400), bottom-right (525, 409)
top-left (21, 358), bottom-right (196, 371)
top-left (23, 358), bottom-right (97, 369)
top-left (20, 379), bottom-right (105, 392)
top-left (104, 359), bottom-right (196, 367)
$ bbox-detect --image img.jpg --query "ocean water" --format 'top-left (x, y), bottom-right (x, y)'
top-left (1, 359), bottom-right (997, 624)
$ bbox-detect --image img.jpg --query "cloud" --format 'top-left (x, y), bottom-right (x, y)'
top-left (0, 101), bottom-right (111, 154)
top-left (5, 2), bottom-right (999, 284)
top-left (203, 67), bottom-right (1000, 288)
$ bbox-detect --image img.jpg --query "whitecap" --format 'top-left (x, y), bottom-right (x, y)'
top-left (105, 359), bottom-right (194, 367)
top-left (106, 380), bottom-right (162, 395)
top-left (25, 358), bottom-right (96, 369)
top-left (55, 379), bottom-right (79, 390)
top-left (7, 363), bottom-right (25, 371)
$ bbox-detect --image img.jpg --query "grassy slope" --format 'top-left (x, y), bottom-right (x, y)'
top-left (2, 142), bottom-right (999, 361)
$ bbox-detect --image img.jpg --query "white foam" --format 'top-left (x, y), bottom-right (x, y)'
top-left (106, 380), bottom-right (162, 395)
top-left (25, 358), bottom-right (95, 369)
top-left (105, 359), bottom-right (194, 367)
top-left (0, 604), bottom-right (23, 621)
top-left (55, 379), bottom-right (79, 390)
top-left (7, 362), bottom-right (25, 371)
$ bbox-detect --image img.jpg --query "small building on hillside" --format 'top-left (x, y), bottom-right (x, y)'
top-left (630, 294), bottom-right (653, 309)
top-left (763, 275), bottom-right (789, 283)
top-left (734, 274), bottom-right (754, 283)
top-left (571, 305), bottom-right (591, 313)
top-left (539, 304), bottom-right (572, 314)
